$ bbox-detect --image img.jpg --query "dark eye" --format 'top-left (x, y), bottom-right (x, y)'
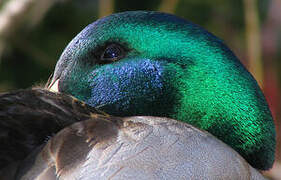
top-left (100, 43), bottom-right (124, 64)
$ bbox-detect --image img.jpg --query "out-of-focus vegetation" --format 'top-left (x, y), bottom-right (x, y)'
top-left (0, 0), bottom-right (280, 179)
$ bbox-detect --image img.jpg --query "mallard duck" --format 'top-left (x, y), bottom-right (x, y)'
top-left (0, 11), bottom-right (275, 179)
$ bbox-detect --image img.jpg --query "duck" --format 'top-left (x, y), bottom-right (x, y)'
top-left (0, 11), bottom-right (276, 179)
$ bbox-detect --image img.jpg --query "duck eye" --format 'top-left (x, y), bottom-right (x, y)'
top-left (100, 44), bottom-right (124, 64)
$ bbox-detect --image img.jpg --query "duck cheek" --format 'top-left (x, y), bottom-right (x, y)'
top-left (85, 59), bottom-right (165, 116)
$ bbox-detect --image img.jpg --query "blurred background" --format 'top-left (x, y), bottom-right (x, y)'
top-left (0, 0), bottom-right (280, 179)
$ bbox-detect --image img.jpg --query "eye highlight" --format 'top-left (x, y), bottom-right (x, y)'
top-left (100, 43), bottom-right (125, 64)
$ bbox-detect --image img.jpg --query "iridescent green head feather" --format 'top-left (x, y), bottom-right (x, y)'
top-left (50, 11), bottom-right (275, 170)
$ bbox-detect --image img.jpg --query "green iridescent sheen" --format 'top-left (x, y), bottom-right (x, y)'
top-left (52, 11), bottom-right (275, 170)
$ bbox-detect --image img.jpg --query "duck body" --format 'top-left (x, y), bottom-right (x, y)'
top-left (0, 89), bottom-right (266, 179)
top-left (0, 11), bottom-right (276, 179)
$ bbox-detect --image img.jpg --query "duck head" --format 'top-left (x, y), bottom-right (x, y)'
top-left (49, 11), bottom-right (275, 170)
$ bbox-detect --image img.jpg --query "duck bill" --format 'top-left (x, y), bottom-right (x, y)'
top-left (48, 79), bottom-right (60, 93)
